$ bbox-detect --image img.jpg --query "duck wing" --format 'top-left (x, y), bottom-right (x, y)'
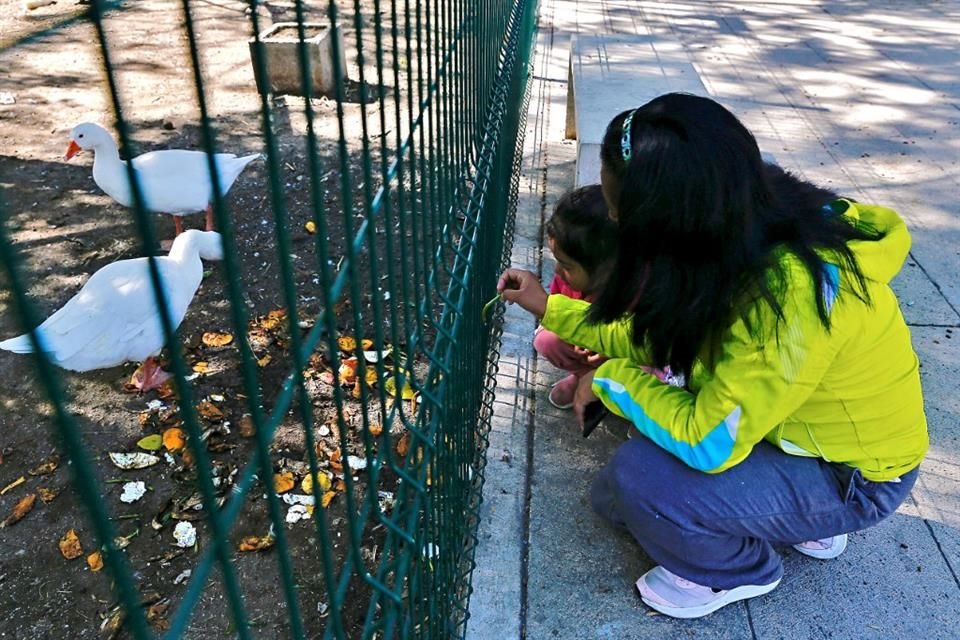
top-left (129, 150), bottom-right (214, 214)
top-left (1, 258), bottom-right (198, 372)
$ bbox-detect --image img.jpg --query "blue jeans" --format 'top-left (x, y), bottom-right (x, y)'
top-left (590, 436), bottom-right (919, 589)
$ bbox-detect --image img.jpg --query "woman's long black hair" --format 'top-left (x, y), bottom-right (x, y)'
top-left (592, 93), bottom-right (880, 376)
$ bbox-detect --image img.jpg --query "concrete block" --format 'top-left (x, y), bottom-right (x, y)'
top-left (250, 22), bottom-right (346, 96)
top-left (566, 33), bottom-right (708, 187)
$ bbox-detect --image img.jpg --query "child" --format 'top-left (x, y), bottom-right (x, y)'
top-left (533, 185), bottom-right (616, 409)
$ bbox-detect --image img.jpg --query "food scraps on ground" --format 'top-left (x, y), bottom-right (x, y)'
top-left (173, 521), bottom-right (197, 548)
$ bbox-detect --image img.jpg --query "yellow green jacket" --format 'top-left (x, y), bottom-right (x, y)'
top-left (541, 201), bottom-right (928, 481)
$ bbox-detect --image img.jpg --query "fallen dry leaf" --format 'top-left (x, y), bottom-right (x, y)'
top-left (321, 491), bottom-right (336, 508)
top-left (87, 551), bottom-right (104, 572)
top-left (197, 401), bottom-right (225, 421)
top-left (338, 358), bottom-right (359, 386)
top-left (260, 309), bottom-right (287, 331)
top-left (1, 493), bottom-right (37, 528)
top-left (162, 428), bottom-right (186, 451)
top-left (301, 472), bottom-right (332, 495)
top-left (192, 361), bottom-right (210, 374)
top-left (38, 487), bottom-right (59, 503)
top-left (156, 381), bottom-right (177, 400)
top-left (335, 479), bottom-right (346, 492)
top-left (305, 220), bottom-right (317, 234)
top-left (384, 376), bottom-right (417, 400)
top-left (146, 598), bottom-right (171, 629)
top-left (239, 415), bottom-right (255, 438)
top-left (28, 457), bottom-right (59, 476)
top-left (396, 432), bottom-right (411, 458)
top-left (257, 354), bottom-right (272, 368)
top-left (361, 339), bottom-right (374, 351)
top-left (274, 471), bottom-right (295, 494)
top-left (238, 534), bottom-right (276, 552)
top-left (201, 331), bottom-right (234, 347)
top-left (337, 336), bottom-right (357, 352)
top-left (369, 423), bottom-right (383, 437)
top-left (101, 608), bottom-right (124, 638)
top-left (352, 379), bottom-right (363, 399)
top-left (59, 529), bottom-right (83, 560)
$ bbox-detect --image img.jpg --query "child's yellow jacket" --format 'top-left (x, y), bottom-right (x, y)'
top-left (541, 201), bottom-right (928, 481)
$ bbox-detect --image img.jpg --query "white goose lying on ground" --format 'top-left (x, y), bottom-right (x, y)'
top-left (65, 122), bottom-right (260, 240)
top-left (0, 230), bottom-right (223, 391)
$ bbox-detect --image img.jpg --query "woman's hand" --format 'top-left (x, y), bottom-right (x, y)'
top-left (573, 369), bottom-right (599, 426)
top-left (497, 268), bottom-right (549, 318)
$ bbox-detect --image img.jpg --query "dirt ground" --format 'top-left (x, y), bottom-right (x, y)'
top-left (0, 0), bottom-right (430, 637)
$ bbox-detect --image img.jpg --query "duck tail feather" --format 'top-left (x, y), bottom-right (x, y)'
top-left (0, 334), bottom-right (35, 353)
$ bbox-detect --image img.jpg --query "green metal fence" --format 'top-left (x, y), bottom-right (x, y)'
top-left (0, 0), bottom-right (535, 635)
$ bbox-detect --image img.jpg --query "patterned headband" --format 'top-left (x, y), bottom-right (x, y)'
top-left (621, 109), bottom-right (637, 163)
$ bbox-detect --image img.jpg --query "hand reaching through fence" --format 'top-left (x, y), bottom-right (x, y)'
top-left (496, 267), bottom-right (548, 318)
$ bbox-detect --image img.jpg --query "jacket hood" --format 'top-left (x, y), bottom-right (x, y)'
top-left (834, 200), bottom-right (911, 285)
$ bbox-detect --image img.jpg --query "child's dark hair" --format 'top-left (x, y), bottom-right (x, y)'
top-left (593, 92), bottom-right (880, 375)
top-left (545, 185), bottom-right (616, 275)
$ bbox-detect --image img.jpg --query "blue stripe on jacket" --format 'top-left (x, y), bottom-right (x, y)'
top-left (822, 263), bottom-right (840, 315)
top-left (594, 377), bottom-right (741, 472)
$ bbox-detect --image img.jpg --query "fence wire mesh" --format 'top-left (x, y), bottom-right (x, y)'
top-left (0, 0), bottom-right (536, 636)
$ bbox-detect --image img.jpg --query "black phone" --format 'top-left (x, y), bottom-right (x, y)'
top-left (581, 400), bottom-right (608, 438)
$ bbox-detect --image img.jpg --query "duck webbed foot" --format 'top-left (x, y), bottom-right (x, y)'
top-left (129, 356), bottom-right (172, 392)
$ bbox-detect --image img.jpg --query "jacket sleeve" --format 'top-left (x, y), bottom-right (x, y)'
top-left (589, 266), bottom-right (849, 473)
top-left (540, 294), bottom-right (651, 362)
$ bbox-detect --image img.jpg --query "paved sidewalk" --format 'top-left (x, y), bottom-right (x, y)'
top-left (469, 1), bottom-right (960, 639)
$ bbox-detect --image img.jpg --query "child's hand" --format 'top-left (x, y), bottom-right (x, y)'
top-left (497, 268), bottom-right (548, 318)
top-left (573, 346), bottom-right (606, 367)
top-left (573, 370), bottom-right (600, 426)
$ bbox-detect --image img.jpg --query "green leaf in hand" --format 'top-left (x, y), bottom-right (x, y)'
top-left (481, 293), bottom-right (502, 323)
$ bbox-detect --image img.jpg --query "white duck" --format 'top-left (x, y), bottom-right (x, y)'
top-left (65, 122), bottom-right (260, 240)
top-left (0, 230), bottom-right (223, 391)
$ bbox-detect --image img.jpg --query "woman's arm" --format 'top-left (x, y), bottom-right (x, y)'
top-left (590, 269), bottom-right (847, 473)
top-left (540, 294), bottom-right (651, 362)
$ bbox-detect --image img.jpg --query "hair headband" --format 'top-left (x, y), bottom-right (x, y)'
top-left (620, 109), bottom-right (637, 163)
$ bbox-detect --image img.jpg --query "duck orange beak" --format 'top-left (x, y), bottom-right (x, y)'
top-left (64, 139), bottom-right (81, 161)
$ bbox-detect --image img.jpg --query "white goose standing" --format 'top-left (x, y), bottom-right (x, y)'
top-left (0, 230), bottom-right (224, 391)
top-left (65, 123), bottom-right (260, 240)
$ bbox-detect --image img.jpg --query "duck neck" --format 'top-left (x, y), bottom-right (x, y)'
top-left (90, 140), bottom-right (132, 205)
top-left (92, 140), bottom-right (123, 168)
top-left (168, 238), bottom-right (198, 265)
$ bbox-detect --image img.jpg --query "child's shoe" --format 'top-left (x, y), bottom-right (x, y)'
top-left (548, 374), bottom-right (578, 409)
top-left (793, 534), bottom-right (848, 560)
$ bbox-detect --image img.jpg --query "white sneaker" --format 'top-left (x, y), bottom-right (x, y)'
top-left (793, 534), bottom-right (848, 560)
top-left (635, 566), bottom-right (781, 619)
